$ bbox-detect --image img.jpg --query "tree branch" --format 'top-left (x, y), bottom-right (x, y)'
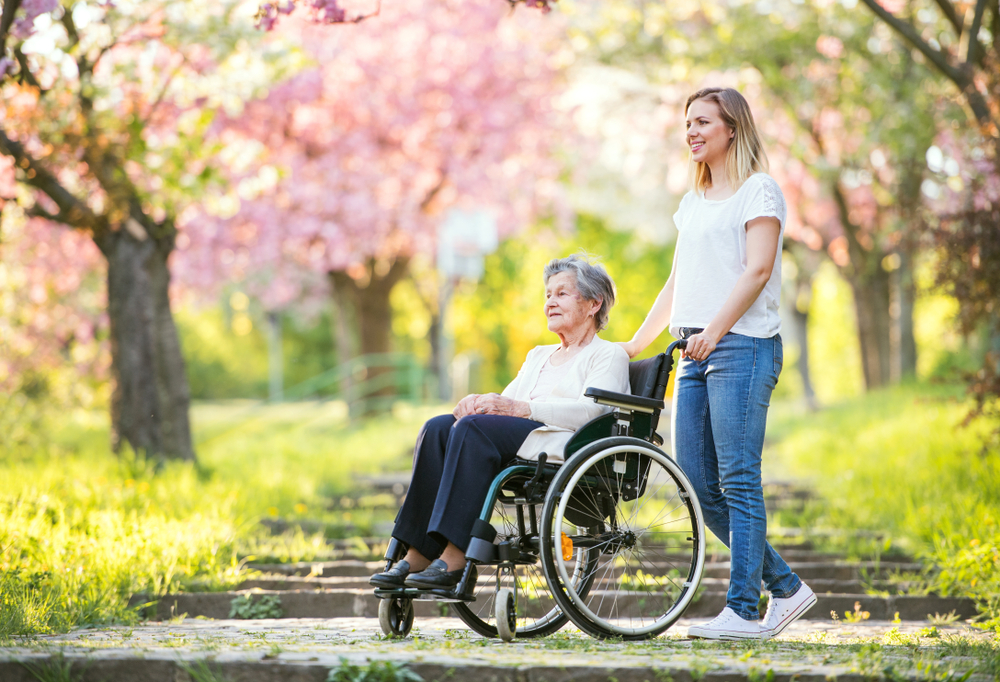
top-left (0, 0), bottom-right (23, 57)
top-left (931, 0), bottom-right (963, 36)
top-left (858, 0), bottom-right (967, 84)
top-left (60, 5), bottom-right (80, 47)
top-left (13, 46), bottom-right (42, 90)
top-left (418, 168), bottom-right (448, 212)
top-left (965, 0), bottom-right (987, 65)
top-left (0, 126), bottom-right (107, 233)
top-left (139, 52), bottom-right (189, 129)
top-left (831, 180), bottom-right (870, 274)
top-left (24, 203), bottom-right (61, 222)
top-left (859, 0), bottom-right (994, 126)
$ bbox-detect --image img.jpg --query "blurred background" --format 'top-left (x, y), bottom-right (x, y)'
top-left (1, 0), bottom-right (998, 637)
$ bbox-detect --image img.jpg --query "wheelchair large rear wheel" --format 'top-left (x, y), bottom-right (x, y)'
top-left (453, 494), bottom-right (598, 639)
top-left (539, 437), bottom-right (706, 640)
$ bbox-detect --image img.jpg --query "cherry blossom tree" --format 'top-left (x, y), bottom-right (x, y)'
top-left (251, 0), bottom-right (556, 31)
top-left (179, 0), bottom-right (565, 368)
top-left (0, 0), bottom-right (287, 460)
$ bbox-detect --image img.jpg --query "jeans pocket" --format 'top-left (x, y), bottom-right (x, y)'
top-left (773, 334), bottom-right (784, 376)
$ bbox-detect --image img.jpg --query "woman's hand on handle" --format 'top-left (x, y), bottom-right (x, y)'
top-left (681, 332), bottom-right (719, 362)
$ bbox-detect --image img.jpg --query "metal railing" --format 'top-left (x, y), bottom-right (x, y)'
top-left (279, 353), bottom-right (426, 407)
top-left (193, 353), bottom-right (430, 446)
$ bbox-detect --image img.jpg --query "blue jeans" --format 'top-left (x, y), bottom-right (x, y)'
top-left (671, 333), bottom-right (801, 620)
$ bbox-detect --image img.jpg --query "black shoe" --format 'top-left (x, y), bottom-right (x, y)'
top-left (370, 560), bottom-right (411, 589)
top-left (404, 559), bottom-right (468, 589)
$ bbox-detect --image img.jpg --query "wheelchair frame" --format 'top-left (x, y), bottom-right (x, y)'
top-left (373, 340), bottom-right (706, 641)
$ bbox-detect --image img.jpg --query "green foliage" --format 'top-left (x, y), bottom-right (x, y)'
top-left (766, 383), bottom-right (1000, 620)
top-left (804, 262), bottom-right (864, 401)
top-left (0, 402), bottom-right (439, 636)
top-left (326, 657), bottom-right (423, 682)
top-left (179, 660), bottom-right (228, 682)
top-left (19, 653), bottom-right (77, 682)
top-left (0, 569), bottom-right (62, 639)
top-left (228, 594), bottom-right (283, 620)
top-left (176, 304), bottom-right (341, 400)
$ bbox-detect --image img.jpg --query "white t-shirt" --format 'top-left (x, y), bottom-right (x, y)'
top-left (669, 172), bottom-right (786, 339)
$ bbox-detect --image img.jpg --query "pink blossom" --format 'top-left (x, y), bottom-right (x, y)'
top-left (816, 35), bottom-right (844, 59)
top-left (178, 0), bottom-right (567, 308)
top-left (10, 0), bottom-right (59, 40)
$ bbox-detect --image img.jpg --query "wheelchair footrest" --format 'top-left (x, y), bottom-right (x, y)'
top-left (373, 587), bottom-right (476, 603)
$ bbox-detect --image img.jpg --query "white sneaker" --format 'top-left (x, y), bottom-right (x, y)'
top-left (761, 582), bottom-right (817, 637)
top-left (687, 607), bottom-right (764, 640)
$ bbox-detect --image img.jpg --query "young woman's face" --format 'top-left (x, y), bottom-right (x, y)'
top-left (685, 98), bottom-right (734, 168)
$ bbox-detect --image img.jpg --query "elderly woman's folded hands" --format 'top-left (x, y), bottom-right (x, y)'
top-left (453, 393), bottom-right (531, 419)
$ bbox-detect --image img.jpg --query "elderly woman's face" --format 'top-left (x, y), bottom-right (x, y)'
top-left (545, 271), bottom-right (600, 336)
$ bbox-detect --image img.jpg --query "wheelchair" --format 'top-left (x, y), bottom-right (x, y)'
top-left (374, 340), bottom-right (706, 641)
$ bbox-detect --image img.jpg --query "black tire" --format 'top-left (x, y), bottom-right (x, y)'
top-left (539, 437), bottom-right (706, 640)
top-left (453, 493), bottom-right (598, 639)
top-left (378, 597), bottom-right (414, 638)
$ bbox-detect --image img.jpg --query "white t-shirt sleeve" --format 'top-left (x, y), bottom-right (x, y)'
top-left (672, 191), bottom-right (694, 232)
top-left (741, 174), bottom-right (786, 228)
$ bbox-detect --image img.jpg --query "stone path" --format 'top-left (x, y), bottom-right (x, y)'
top-left (1, 616), bottom-right (993, 681)
top-left (3, 482), bottom-right (993, 681)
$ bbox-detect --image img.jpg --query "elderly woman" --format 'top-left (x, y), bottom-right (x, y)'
top-left (371, 254), bottom-right (630, 590)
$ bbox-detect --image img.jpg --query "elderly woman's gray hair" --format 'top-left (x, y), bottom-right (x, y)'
top-left (544, 254), bottom-right (617, 332)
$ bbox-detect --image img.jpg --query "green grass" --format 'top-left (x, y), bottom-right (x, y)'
top-left (3, 383), bottom-right (999, 639)
top-left (0, 400), bottom-right (442, 638)
top-left (763, 383), bottom-right (1000, 626)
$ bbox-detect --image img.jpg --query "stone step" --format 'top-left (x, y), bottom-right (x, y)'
top-left (247, 559), bottom-right (922, 584)
top-left (703, 561), bottom-right (922, 581)
top-left (0, 646), bottom-right (973, 682)
top-left (234, 574), bottom-right (917, 595)
top-left (130, 589), bottom-right (977, 623)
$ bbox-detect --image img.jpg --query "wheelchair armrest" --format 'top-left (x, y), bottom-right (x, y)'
top-left (585, 387), bottom-right (664, 414)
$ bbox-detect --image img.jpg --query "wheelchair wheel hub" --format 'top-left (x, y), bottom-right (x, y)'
top-left (605, 529), bottom-right (637, 553)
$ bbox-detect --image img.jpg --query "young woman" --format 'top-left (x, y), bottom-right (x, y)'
top-left (620, 87), bottom-right (816, 640)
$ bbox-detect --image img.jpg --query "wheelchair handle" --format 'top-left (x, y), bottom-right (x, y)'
top-left (667, 339), bottom-right (688, 356)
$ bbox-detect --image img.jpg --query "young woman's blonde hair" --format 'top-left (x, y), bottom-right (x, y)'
top-left (685, 87), bottom-right (769, 193)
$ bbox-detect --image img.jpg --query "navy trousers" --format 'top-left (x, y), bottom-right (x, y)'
top-left (392, 413), bottom-right (543, 560)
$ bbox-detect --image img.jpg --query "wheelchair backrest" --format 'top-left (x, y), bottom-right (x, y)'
top-left (628, 353), bottom-right (670, 402)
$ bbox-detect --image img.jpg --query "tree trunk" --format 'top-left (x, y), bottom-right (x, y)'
top-left (847, 266), bottom-right (893, 390)
top-left (784, 244), bottom-right (818, 409)
top-left (95, 219), bottom-right (194, 461)
top-left (892, 246), bottom-right (918, 381)
top-left (791, 280), bottom-right (818, 410)
top-left (328, 257), bottom-right (410, 401)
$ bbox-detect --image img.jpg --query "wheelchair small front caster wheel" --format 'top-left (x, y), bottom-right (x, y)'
top-left (495, 588), bottom-right (517, 642)
top-left (378, 597), bottom-right (414, 638)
